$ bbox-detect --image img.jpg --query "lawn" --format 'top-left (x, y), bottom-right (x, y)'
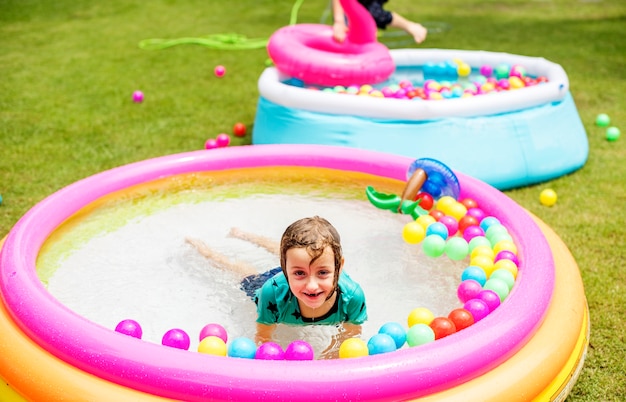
top-left (1, 0), bottom-right (625, 400)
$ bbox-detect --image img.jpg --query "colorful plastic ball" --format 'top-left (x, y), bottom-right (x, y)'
top-left (460, 198), bottom-right (478, 210)
top-left (468, 236), bottom-right (491, 252)
top-left (215, 133), bottom-right (230, 148)
top-left (199, 323), bottom-right (228, 343)
top-left (204, 138), bottom-right (219, 150)
top-left (367, 333), bottom-right (397, 355)
top-left (494, 259), bottom-right (518, 279)
top-left (457, 62), bottom-right (471, 77)
top-left (466, 207), bottom-right (487, 223)
top-left (494, 250), bottom-right (520, 266)
top-left (479, 64), bottom-right (493, 77)
top-left (463, 298), bottom-right (490, 322)
top-left (484, 277), bottom-right (511, 302)
top-left (435, 196), bottom-right (456, 215)
top-left (462, 265), bottom-right (487, 286)
top-left (539, 189), bottom-right (558, 207)
top-left (407, 307), bottom-right (435, 327)
top-left (233, 122), bottom-right (246, 137)
top-left (470, 245), bottom-right (495, 260)
top-left (227, 337), bottom-right (257, 359)
top-left (457, 279), bottom-right (483, 303)
top-left (285, 340), bottom-right (315, 360)
top-left (197, 335), bottom-right (227, 356)
top-left (490, 268), bottom-right (516, 291)
top-left (469, 255), bottom-right (495, 277)
top-left (494, 63), bottom-right (511, 79)
top-left (162, 328), bottom-right (190, 350)
top-left (463, 225), bottom-right (485, 243)
top-left (488, 231), bottom-right (513, 247)
top-left (422, 234), bottom-right (446, 257)
top-left (448, 308), bottom-right (474, 331)
top-left (476, 289), bottom-right (501, 312)
top-left (493, 239), bottom-right (518, 255)
top-left (438, 215), bottom-right (459, 237)
top-left (132, 90), bottom-right (144, 103)
top-left (429, 317), bottom-right (457, 340)
top-left (416, 214), bottom-right (437, 230)
top-left (447, 203), bottom-right (468, 221)
top-left (606, 126), bottom-right (620, 142)
top-left (429, 209), bottom-right (446, 221)
top-left (339, 338), bottom-right (369, 358)
top-left (485, 223), bottom-right (509, 241)
top-left (406, 323), bottom-right (435, 347)
top-left (426, 222), bottom-right (449, 240)
top-left (402, 221), bottom-right (426, 244)
top-left (445, 237), bottom-right (469, 261)
top-left (416, 192), bottom-right (434, 210)
top-left (379, 322), bottom-right (407, 349)
top-left (115, 319), bottom-right (142, 339)
top-left (479, 216), bottom-right (501, 232)
top-left (214, 65), bottom-right (226, 77)
top-left (458, 215), bottom-right (479, 233)
top-left (255, 342), bottom-right (285, 360)
top-left (595, 113), bottom-right (610, 127)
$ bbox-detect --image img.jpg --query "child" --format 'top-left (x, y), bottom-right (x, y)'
top-left (332, 0), bottom-right (428, 44)
top-left (186, 216), bottom-right (367, 358)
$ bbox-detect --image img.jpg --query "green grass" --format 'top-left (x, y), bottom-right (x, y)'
top-left (1, 0), bottom-right (625, 400)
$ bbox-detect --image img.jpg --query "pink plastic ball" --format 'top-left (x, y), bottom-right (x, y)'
top-left (255, 342), bottom-right (285, 360)
top-left (494, 250), bottom-right (520, 266)
top-left (204, 138), bottom-right (219, 150)
top-left (132, 90), bottom-right (144, 103)
top-left (466, 207), bottom-right (487, 223)
top-left (215, 133), bottom-right (230, 147)
top-left (463, 225), bottom-right (485, 243)
top-left (214, 65), bottom-right (226, 77)
top-left (479, 65), bottom-right (493, 77)
top-left (199, 323), bottom-right (228, 343)
top-left (476, 289), bottom-right (501, 312)
top-left (115, 319), bottom-right (143, 339)
top-left (464, 298), bottom-right (491, 322)
top-left (438, 215), bottom-right (459, 236)
top-left (457, 279), bottom-right (483, 303)
top-left (284, 340), bottom-right (314, 360)
top-left (162, 328), bottom-right (190, 350)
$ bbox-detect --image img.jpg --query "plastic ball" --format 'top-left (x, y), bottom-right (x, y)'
top-left (479, 64), bottom-right (493, 77)
top-left (162, 328), bottom-right (190, 350)
top-left (468, 236), bottom-right (491, 252)
top-left (476, 289), bottom-right (501, 312)
top-left (406, 323), bottom-right (435, 347)
top-left (461, 265), bottom-right (487, 286)
top-left (484, 277), bottom-right (511, 302)
top-left (233, 122), bottom-right (246, 137)
top-left (255, 342), bottom-right (285, 360)
top-left (199, 323), bottom-right (228, 343)
top-left (494, 63), bottom-right (511, 79)
top-left (204, 138), bottom-right (219, 150)
top-left (367, 333), bottom-right (397, 355)
top-left (448, 308), bottom-right (474, 331)
top-left (457, 279), bottom-right (483, 303)
top-left (460, 198), bottom-right (478, 210)
top-left (227, 337), bottom-right (257, 359)
top-left (493, 240), bottom-right (518, 255)
top-left (444, 237), bottom-right (469, 261)
top-left (488, 231), bottom-right (513, 247)
top-left (466, 207), bottom-right (487, 223)
top-left (469, 255), bottom-right (495, 277)
top-left (429, 209), bottom-right (446, 221)
top-left (494, 259), bottom-right (519, 279)
top-left (197, 336), bottom-right (227, 356)
top-left (457, 62), bottom-right (471, 77)
top-left (479, 216), bottom-right (501, 232)
top-left (458, 215), bottom-right (479, 233)
top-left (214, 65), bottom-right (226, 77)
top-left (379, 322), bottom-right (407, 349)
top-left (485, 223), bottom-right (509, 241)
top-left (463, 298), bottom-right (491, 322)
top-left (463, 225), bottom-right (485, 243)
top-left (606, 126), bottom-right (620, 142)
top-left (215, 133), bottom-right (230, 148)
top-left (132, 90), bottom-right (144, 103)
top-left (494, 250), bottom-right (520, 266)
top-left (416, 214), bottom-right (437, 230)
top-left (490, 268), bottom-right (516, 290)
top-left (539, 189), bottom-right (558, 206)
top-left (416, 192), bottom-right (434, 210)
top-left (595, 113), bottom-right (610, 127)
top-left (285, 340), bottom-right (315, 360)
top-left (447, 202), bottom-right (468, 221)
top-left (407, 307), bottom-right (435, 327)
top-left (435, 196), bottom-right (457, 215)
top-left (429, 317), bottom-right (457, 340)
top-left (470, 245), bottom-right (495, 260)
top-left (339, 338), bottom-right (369, 358)
top-left (438, 215), bottom-right (459, 237)
top-left (402, 221), bottom-right (426, 244)
top-left (422, 234), bottom-right (446, 257)
top-left (426, 222), bottom-right (449, 240)
top-left (115, 319), bottom-right (142, 339)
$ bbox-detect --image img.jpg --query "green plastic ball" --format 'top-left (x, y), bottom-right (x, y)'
top-left (606, 126), bottom-right (620, 142)
top-left (595, 113), bottom-right (610, 127)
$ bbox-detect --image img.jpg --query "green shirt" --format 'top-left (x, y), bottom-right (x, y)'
top-left (254, 270), bottom-right (367, 325)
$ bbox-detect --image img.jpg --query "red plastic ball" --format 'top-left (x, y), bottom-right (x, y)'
top-left (429, 317), bottom-right (457, 340)
top-left (460, 198), bottom-right (478, 210)
top-left (448, 308), bottom-right (475, 331)
top-left (416, 192), bottom-right (434, 210)
top-left (429, 209), bottom-right (445, 221)
top-left (458, 215), bottom-right (480, 233)
top-left (233, 122), bottom-right (246, 137)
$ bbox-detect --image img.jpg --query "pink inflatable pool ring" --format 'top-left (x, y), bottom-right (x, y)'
top-left (267, 0), bottom-right (394, 86)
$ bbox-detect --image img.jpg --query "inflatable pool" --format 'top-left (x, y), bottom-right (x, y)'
top-left (253, 49), bottom-right (589, 190)
top-left (0, 145), bottom-right (588, 401)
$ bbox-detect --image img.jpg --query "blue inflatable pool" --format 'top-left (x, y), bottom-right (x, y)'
top-left (253, 49), bottom-right (588, 190)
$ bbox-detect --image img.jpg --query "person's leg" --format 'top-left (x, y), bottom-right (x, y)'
top-left (185, 237), bottom-right (258, 278)
top-left (388, 11), bottom-right (428, 44)
top-left (228, 228), bottom-right (280, 256)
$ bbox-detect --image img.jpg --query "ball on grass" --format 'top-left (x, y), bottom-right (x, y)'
top-left (595, 113), bottom-right (610, 127)
top-left (214, 65), bottom-right (226, 77)
top-left (233, 122), bottom-right (247, 137)
top-left (132, 90), bottom-right (144, 103)
top-left (539, 189), bottom-right (557, 206)
top-left (606, 126), bottom-right (620, 142)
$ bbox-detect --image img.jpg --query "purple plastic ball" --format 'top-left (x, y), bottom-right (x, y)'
top-left (476, 289), bottom-right (501, 312)
top-left (463, 225), bottom-right (485, 243)
top-left (284, 340), bottom-right (314, 360)
top-left (438, 215), bottom-right (459, 236)
top-left (132, 90), bottom-right (144, 103)
top-left (255, 342), bottom-right (285, 360)
top-left (204, 138), bottom-right (218, 150)
top-left (199, 323), bottom-right (228, 343)
top-left (464, 299), bottom-right (491, 322)
top-left (479, 64), bottom-right (493, 77)
top-left (162, 328), bottom-right (190, 350)
top-left (494, 250), bottom-right (520, 266)
top-left (115, 319), bottom-right (143, 339)
top-left (466, 207), bottom-right (487, 223)
top-left (215, 133), bottom-right (230, 148)
top-left (457, 279), bottom-right (483, 303)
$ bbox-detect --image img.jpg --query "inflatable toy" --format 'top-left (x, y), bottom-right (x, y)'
top-left (267, 0), bottom-right (394, 86)
top-left (253, 49), bottom-right (589, 190)
top-left (0, 145), bottom-right (588, 401)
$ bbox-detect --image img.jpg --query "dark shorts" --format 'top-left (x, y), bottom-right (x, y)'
top-left (240, 267), bottom-right (282, 299)
top-left (360, 0), bottom-right (393, 29)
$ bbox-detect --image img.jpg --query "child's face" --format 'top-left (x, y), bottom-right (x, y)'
top-left (284, 246), bottom-right (338, 311)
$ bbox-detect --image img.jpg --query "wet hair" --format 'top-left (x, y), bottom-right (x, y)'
top-left (279, 216), bottom-right (343, 291)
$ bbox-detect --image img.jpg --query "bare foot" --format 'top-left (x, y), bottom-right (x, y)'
top-left (407, 22), bottom-right (427, 44)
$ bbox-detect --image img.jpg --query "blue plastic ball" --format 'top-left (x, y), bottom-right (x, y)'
top-left (426, 222), bottom-right (449, 240)
top-left (378, 322), bottom-right (407, 349)
top-left (461, 265), bottom-right (487, 286)
top-left (367, 333), bottom-right (397, 355)
top-left (227, 337), bottom-right (257, 359)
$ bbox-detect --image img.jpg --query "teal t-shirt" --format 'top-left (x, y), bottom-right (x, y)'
top-left (254, 270), bottom-right (367, 325)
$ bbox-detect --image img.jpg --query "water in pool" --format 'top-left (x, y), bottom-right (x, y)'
top-left (37, 168), bottom-right (466, 358)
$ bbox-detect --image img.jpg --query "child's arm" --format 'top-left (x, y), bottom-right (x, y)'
top-left (185, 237), bottom-right (258, 278)
top-left (319, 322), bottom-right (362, 359)
top-left (255, 322), bottom-right (277, 345)
top-left (228, 228), bottom-right (280, 256)
top-left (331, 0), bottom-right (348, 42)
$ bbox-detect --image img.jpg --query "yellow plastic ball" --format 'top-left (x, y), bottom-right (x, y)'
top-left (197, 336), bottom-right (227, 356)
top-left (470, 255), bottom-right (495, 277)
top-left (493, 259), bottom-right (519, 279)
top-left (402, 221), bottom-right (426, 244)
top-left (470, 245), bottom-right (495, 260)
top-left (540, 189), bottom-right (557, 207)
top-left (458, 62), bottom-right (471, 77)
top-left (407, 307), bottom-right (435, 327)
top-left (339, 338), bottom-right (369, 359)
top-left (493, 240), bottom-right (518, 256)
top-left (435, 196), bottom-right (457, 215)
top-left (447, 202), bottom-right (468, 221)
top-left (416, 215), bottom-right (437, 230)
